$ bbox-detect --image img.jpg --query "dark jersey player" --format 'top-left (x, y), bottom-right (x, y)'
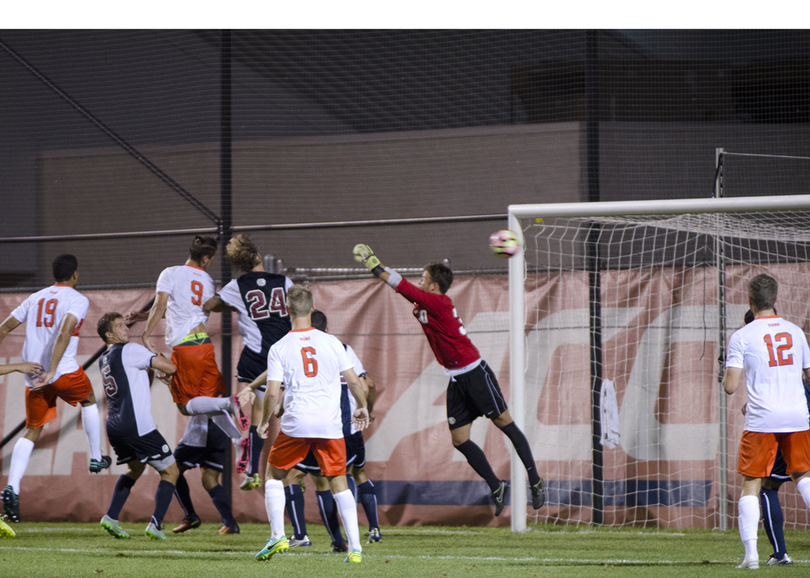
top-left (96, 312), bottom-right (179, 541)
top-left (205, 233), bottom-right (292, 491)
top-left (353, 244), bottom-right (545, 516)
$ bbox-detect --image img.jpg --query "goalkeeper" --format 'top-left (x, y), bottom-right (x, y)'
top-left (353, 244), bottom-right (545, 516)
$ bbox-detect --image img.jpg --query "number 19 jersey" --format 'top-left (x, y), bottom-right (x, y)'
top-left (726, 315), bottom-right (810, 432)
top-left (11, 284), bottom-right (89, 387)
top-left (156, 264), bottom-right (215, 348)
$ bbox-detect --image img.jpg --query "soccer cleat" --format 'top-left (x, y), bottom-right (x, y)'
top-left (736, 558), bottom-right (759, 569)
top-left (344, 548), bottom-right (362, 563)
top-left (491, 480), bottom-right (510, 517)
top-left (332, 541), bottom-right (348, 553)
top-left (766, 553), bottom-right (793, 565)
top-left (366, 528), bottom-right (382, 543)
top-left (236, 436), bottom-right (250, 474)
top-left (145, 520), bottom-right (167, 540)
top-left (172, 514), bottom-right (202, 533)
top-left (2, 486), bottom-right (20, 523)
top-left (255, 536), bottom-right (289, 560)
top-left (0, 515), bottom-right (15, 539)
top-left (215, 524), bottom-right (240, 535)
top-left (232, 394), bottom-right (250, 432)
top-left (100, 515), bottom-right (130, 539)
top-left (89, 455), bottom-right (113, 474)
top-left (289, 534), bottom-right (312, 547)
top-left (531, 478), bottom-right (546, 509)
top-left (240, 473), bottom-right (262, 491)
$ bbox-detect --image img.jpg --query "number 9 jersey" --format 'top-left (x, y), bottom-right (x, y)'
top-left (156, 264), bottom-right (215, 347)
top-left (726, 315), bottom-right (810, 433)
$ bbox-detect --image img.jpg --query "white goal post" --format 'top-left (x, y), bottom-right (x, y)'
top-left (508, 194), bottom-right (810, 532)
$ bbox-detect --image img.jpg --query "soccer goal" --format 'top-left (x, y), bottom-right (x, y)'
top-left (507, 193), bottom-right (810, 532)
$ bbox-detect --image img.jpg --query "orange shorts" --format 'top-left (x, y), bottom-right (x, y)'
top-left (25, 368), bottom-right (93, 429)
top-left (738, 429), bottom-right (810, 478)
top-left (170, 341), bottom-right (225, 405)
top-left (269, 432), bottom-right (347, 477)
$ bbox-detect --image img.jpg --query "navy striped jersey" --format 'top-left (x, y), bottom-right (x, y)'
top-left (100, 342), bottom-right (157, 437)
top-left (340, 343), bottom-right (366, 437)
top-left (218, 272), bottom-right (293, 357)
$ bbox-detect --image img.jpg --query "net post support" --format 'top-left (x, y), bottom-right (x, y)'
top-left (509, 209), bottom-right (528, 532)
top-left (714, 147), bottom-right (728, 531)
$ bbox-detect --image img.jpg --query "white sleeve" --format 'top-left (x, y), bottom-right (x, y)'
top-left (125, 343), bottom-right (157, 371)
top-left (336, 339), bottom-right (354, 373)
top-left (156, 267), bottom-right (173, 295)
top-left (11, 295), bottom-right (33, 323)
top-left (345, 344), bottom-right (366, 377)
top-left (217, 279), bottom-right (247, 315)
top-left (800, 331), bottom-right (810, 370)
top-left (267, 343), bottom-right (284, 383)
top-left (285, 277), bottom-right (294, 291)
top-left (65, 292), bottom-right (89, 322)
top-left (726, 330), bottom-right (744, 369)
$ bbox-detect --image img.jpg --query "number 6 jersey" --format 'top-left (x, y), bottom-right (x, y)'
top-left (726, 315), bottom-right (810, 432)
top-left (11, 284), bottom-right (89, 387)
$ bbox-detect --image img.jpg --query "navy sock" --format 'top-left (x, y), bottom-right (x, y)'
top-left (249, 426), bottom-right (264, 476)
top-left (152, 480), bottom-right (175, 529)
top-left (316, 489), bottom-right (344, 546)
top-left (500, 422), bottom-right (541, 486)
top-left (284, 484), bottom-right (307, 539)
top-left (347, 474), bottom-right (357, 500)
top-left (357, 480), bottom-right (380, 531)
top-left (454, 439), bottom-right (500, 492)
top-left (208, 484), bottom-right (236, 527)
top-left (173, 473), bottom-right (197, 519)
top-left (106, 475), bottom-right (136, 520)
top-left (761, 487), bottom-right (786, 557)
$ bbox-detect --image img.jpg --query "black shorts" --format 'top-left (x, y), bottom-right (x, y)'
top-left (769, 450), bottom-right (790, 483)
top-left (237, 347), bottom-right (267, 392)
top-left (174, 420), bottom-right (230, 472)
top-left (446, 360), bottom-right (507, 430)
top-left (292, 434), bottom-right (364, 475)
top-left (108, 427), bottom-right (173, 466)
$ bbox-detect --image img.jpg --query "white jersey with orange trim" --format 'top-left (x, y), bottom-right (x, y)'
top-left (726, 315), bottom-right (810, 432)
top-left (267, 327), bottom-right (354, 439)
top-left (11, 284), bottom-right (89, 387)
top-left (156, 265), bottom-right (215, 348)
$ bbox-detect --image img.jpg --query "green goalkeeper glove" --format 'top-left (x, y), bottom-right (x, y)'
top-left (353, 243), bottom-right (381, 271)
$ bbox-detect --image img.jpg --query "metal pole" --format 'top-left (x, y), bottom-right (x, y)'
top-left (219, 30), bottom-right (234, 503)
top-left (715, 147), bottom-right (728, 530)
top-left (509, 211), bottom-right (527, 532)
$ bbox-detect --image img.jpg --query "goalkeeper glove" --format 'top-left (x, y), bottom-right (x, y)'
top-left (353, 243), bottom-right (383, 275)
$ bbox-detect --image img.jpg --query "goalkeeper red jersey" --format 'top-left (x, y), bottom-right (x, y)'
top-left (395, 277), bottom-right (481, 370)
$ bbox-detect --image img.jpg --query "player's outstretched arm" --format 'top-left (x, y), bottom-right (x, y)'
top-left (203, 295), bottom-right (237, 313)
top-left (353, 244), bottom-right (391, 282)
top-left (0, 361), bottom-right (43, 377)
top-left (342, 367), bottom-right (369, 431)
top-left (141, 292), bottom-right (169, 353)
top-left (151, 353), bottom-right (176, 376)
top-left (0, 314), bottom-right (22, 346)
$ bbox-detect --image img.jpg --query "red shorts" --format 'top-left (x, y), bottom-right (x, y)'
top-left (269, 432), bottom-right (347, 477)
top-left (738, 429), bottom-right (810, 478)
top-left (170, 341), bottom-right (225, 405)
top-left (25, 368), bottom-right (93, 428)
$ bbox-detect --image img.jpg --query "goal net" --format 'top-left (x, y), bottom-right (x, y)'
top-left (508, 194), bottom-right (810, 531)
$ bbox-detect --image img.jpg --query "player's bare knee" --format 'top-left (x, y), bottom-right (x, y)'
top-left (492, 410), bottom-right (513, 428)
top-left (791, 470), bottom-right (810, 483)
top-left (201, 467), bottom-right (219, 491)
top-left (159, 462), bottom-right (179, 484)
top-left (176, 402), bottom-right (190, 416)
top-left (127, 461), bottom-right (147, 480)
top-left (327, 474), bottom-right (348, 494)
top-left (23, 427), bottom-right (42, 443)
top-left (80, 391), bottom-right (96, 406)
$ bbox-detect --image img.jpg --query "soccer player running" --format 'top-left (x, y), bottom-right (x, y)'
top-left (0, 254), bottom-right (111, 524)
top-left (96, 312), bottom-right (180, 540)
top-left (203, 233), bottom-right (292, 491)
top-left (253, 285), bottom-right (369, 563)
top-left (723, 274), bottom-right (810, 569)
top-left (132, 236), bottom-right (248, 438)
top-left (353, 244), bottom-right (545, 516)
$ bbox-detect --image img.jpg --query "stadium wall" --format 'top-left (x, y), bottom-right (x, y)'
top-left (2, 270), bottom-right (808, 529)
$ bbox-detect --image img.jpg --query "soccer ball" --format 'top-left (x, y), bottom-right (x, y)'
top-left (489, 229), bottom-right (519, 258)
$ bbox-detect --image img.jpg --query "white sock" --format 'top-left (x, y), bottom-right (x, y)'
top-left (797, 476), bottom-right (810, 511)
top-left (184, 396), bottom-right (229, 415)
top-left (334, 488), bottom-right (362, 553)
top-left (738, 494), bottom-right (759, 560)
top-left (81, 404), bottom-right (103, 461)
top-left (264, 479), bottom-right (286, 541)
top-left (9, 438), bottom-right (35, 494)
top-left (210, 413), bottom-right (242, 440)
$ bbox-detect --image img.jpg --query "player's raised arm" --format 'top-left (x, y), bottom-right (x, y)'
top-left (342, 367), bottom-right (369, 431)
top-left (141, 292), bottom-right (169, 354)
top-left (32, 313), bottom-right (78, 390)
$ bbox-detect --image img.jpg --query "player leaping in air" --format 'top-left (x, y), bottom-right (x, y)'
top-left (352, 244), bottom-right (545, 516)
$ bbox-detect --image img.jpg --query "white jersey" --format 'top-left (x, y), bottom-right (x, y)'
top-left (11, 284), bottom-right (88, 387)
top-left (267, 327), bottom-right (353, 439)
top-left (726, 315), bottom-right (810, 432)
top-left (344, 344), bottom-right (366, 435)
top-left (156, 264), bottom-right (215, 347)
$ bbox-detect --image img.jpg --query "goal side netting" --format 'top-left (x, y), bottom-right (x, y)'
top-left (507, 194), bottom-right (810, 531)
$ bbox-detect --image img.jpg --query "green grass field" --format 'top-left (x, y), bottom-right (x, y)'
top-left (1, 521), bottom-right (807, 577)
